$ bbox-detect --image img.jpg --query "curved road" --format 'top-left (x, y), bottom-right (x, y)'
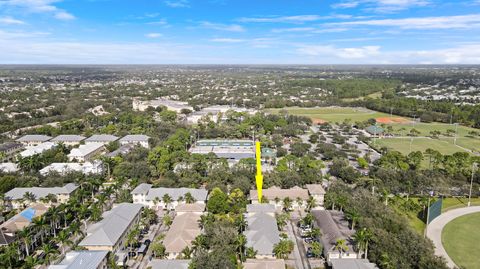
top-left (426, 206), bottom-right (480, 268)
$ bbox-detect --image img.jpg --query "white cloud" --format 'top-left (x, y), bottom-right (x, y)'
top-left (146, 19), bottom-right (168, 26)
top-left (145, 33), bottom-right (163, 38)
top-left (164, 0), bottom-right (190, 8)
top-left (210, 38), bottom-right (245, 43)
top-left (333, 0), bottom-right (431, 12)
top-left (327, 14), bottom-right (480, 29)
top-left (200, 21), bottom-right (245, 32)
top-left (272, 27), bottom-right (348, 33)
top-left (0, 16), bottom-right (26, 25)
top-left (238, 14), bottom-right (354, 24)
top-left (0, 0), bottom-right (75, 20)
top-left (297, 45), bottom-right (381, 59)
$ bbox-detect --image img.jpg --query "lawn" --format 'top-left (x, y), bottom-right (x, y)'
top-left (442, 197), bottom-right (480, 212)
top-left (442, 212), bottom-right (480, 269)
top-left (373, 137), bottom-right (469, 155)
top-left (266, 106), bottom-right (394, 123)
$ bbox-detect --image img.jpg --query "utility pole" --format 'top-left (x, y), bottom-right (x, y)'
top-left (454, 123), bottom-right (458, 145)
top-left (468, 163), bottom-right (477, 207)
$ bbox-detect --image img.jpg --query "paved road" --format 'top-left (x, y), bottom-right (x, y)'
top-left (286, 220), bottom-right (309, 269)
top-left (426, 206), bottom-right (480, 268)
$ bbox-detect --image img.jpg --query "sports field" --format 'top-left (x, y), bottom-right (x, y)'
top-left (442, 212), bottom-right (480, 269)
top-left (266, 106), bottom-right (396, 123)
top-left (374, 138), bottom-right (470, 155)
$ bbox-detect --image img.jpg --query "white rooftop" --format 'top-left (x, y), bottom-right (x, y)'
top-left (16, 135), bottom-right (52, 142)
top-left (85, 135), bottom-right (119, 143)
top-left (68, 143), bottom-right (104, 158)
top-left (40, 162), bottom-right (103, 176)
top-left (5, 183), bottom-right (78, 200)
top-left (48, 251), bottom-right (109, 269)
top-left (119, 135), bottom-right (150, 142)
top-left (0, 163), bottom-right (19, 173)
top-left (51, 135), bottom-right (86, 142)
top-left (20, 142), bottom-right (57, 157)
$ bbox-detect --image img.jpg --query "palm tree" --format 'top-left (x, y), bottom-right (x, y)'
top-left (22, 256), bottom-right (40, 269)
top-left (47, 207), bottom-right (60, 237)
top-left (78, 204), bottom-right (90, 228)
top-left (236, 234), bottom-right (247, 262)
top-left (307, 227), bottom-right (322, 240)
top-left (22, 192), bottom-right (36, 205)
top-left (162, 214), bottom-right (172, 227)
top-left (334, 238), bottom-right (349, 257)
top-left (273, 239), bottom-right (294, 259)
top-left (306, 196), bottom-right (317, 211)
top-left (191, 234), bottom-right (207, 253)
top-left (353, 228), bottom-right (373, 259)
top-left (18, 228), bottom-right (32, 257)
top-left (282, 197), bottom-right (292, 212)
top-left (346, 209), bottom-right (361, 230)
top-left (41, 243), bottom-right (59, 265)
top-left (184, 192), bottom-right (196, 204)
top-left (90, 203), bottom-right (103, 222)
top-left (245, 247), bottom-right (257, 259)
top-left (55, 230), bottom-right (73, 255)
top-left (31, 216), bottom-right (49, 243)
top-left (162, 194), bottom-right (173, 211)
top-left (180, 246), bottom-right (193, 259)
top-left (2, 242), bottom-right (19, 268)
top-left (296, 197), bottom-right (304, 211)
top-left (153, 197), bottom-right (161, 211)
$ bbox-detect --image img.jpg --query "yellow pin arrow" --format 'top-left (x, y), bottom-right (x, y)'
top-left (255, 141), bottom-right (263, 202)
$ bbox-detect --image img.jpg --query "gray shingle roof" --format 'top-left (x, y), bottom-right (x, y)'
top-left (246, 204), bottom-right (276, 213)
top-left (331, 259), bottom-right (378, 269)
top-left (48, 251), bottom-right (109, 269)
top-left (79, 203), bottom-right (142, 247)
top-left (51, 135), bottom-right (86, 142)
top-left (16, 135), bottom-right (52, 142)
top-left (85, 135), bottom-right (119, 143)
top-left (131, 183), bottom-right (152, 195)
top-left (106, 144), bottom-right (135, 158)
top-left (312, 210), bottom-right (355, 254)
top-left (5, 183), bottom-right (78, 200)
top-left (148, 260), bottom-right (190, 269)
top-left (119, 135), bottom-right (150, 142)
top-left (146, 187), bottom-right (208, 202)
top-left (244, 212), bottom-right (280, 255)
top-left (0, 142), bottom-right (23, 152)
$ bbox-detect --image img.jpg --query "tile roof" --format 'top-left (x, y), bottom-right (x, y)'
top-left (51, 135), bottom-right (86, 142)
top-left (5, 183), bottom-right (78, 200)
top-left (148, 259), bottom-right (190, 269)
top-left (85, 135), bottom-right (119, 143)
top-left (246, 204), bottom-right (276, 213)
top-left (16, 135), bottom-right (52, 142)
top-left (250, 186), bottom-right (309, 201)
top-left (79, 203), bottom-right (142, 247)
top-left (48, 251), bottom-right (109, 269)
top-left (164, 213), bottom-right (201, 253)
top-left (0, 204), bottom-right (48, 233)
top-left (244, 212), bottom-right (280, 256)
top-left (243, 259), bottom-right (286, 269)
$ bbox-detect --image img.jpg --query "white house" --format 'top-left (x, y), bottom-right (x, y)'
top-left (119, 135), bottom-right (150, 149)
top-left (85, 135), bottom-right (119, 145)
top-left (40, 161), bottom-right (103, 176)
top-left (0, 163), bottom-right (19, 173)
top-left (16, 135), bottom-right (52, 147)
top-left (51, 135), bottom-right (86, 146)
top-left (19, 142), bottom-right (57, 158)
top-left (48, 251), bottom-right (109, 269)
top-left (250, 186), bottom-right (310, 211)
top-left (4, 183), bottom-right (78, 210)
top-left (131, 183), bottom-right (208, 210)
top-left (68, 143), bottom-right (104, 162)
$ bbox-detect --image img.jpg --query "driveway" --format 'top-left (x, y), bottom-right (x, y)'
top-left (426, 206), bottom-right (480, 268)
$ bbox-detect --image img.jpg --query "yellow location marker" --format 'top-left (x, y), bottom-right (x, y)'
top-left (255, 141), bottom-right (263, 202)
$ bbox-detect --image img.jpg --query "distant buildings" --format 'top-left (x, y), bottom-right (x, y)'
top-left (68, 143), bottom-right (104, 162)
top-left (119, 134), bottom-right (150, 149)
top-left (78, 203), bottom-right (143, 253)
top-left (19, 142), bottom-right (57, 158)
top-left (250, 186), bottom-right (309, 211)
top-left (0, 142), bottom-right (23, 161)
top-left (4, 183), bottom-right (78, 210)
top-left (189, 139), bottom-right (255, 164)
top-left (40, 161), bottom-right (103, 176)
top-left (185, 105), bottom-right (256, 124)
top-left (51, 135), bottom-right (86, 146)
top-left (365, 125), bottom-right (385, 137)
top-left (48, 251), bottom-right (109, 269)
top-left (132, 98), bottom-right (193, 112)
top-left (244, 204), bottom-right (280, 259)
top-left (131, 184), bottom-right (208, 210)
top-left (16, 135), bottom-right (52, 147)
top-left (85, 135), bottom-right (119, 145)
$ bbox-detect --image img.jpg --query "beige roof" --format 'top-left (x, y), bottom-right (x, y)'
top-left (0, 204), bottom-right (48, 233)
top-left (243, 259), bottom-right (286, 269)
top-left (164, 213), bottom-right (201, 253)
top-left (175, 203), bottom-right (206, 213)
top-left (306, 184), bottom-right (326, 195)
top-left (250, 186), bottom-right (309, 200)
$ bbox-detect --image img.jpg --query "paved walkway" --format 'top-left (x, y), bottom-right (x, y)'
top-left (426, 206), bottom-right (480, 268)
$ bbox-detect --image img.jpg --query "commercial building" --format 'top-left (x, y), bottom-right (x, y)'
top-left (312, 210), bottom-right (359, 264)
top-left (119, 135), bottom-right (150, 148)
top-left (131, 183), bottom-right (208, 210)
top-left (244, 204), bottom-right (280, 259)
top-left (189, 139), bottom-right (255, 164)
top-left (185, 105), bottom-right (256, 124)
top-left (85, 135), bottom-right (119, 145)
top-left (16, 135), bottom-right (52, 147)
top-left (250, 186), bottom-right (309, 211)
top-left (147, 259), bottom-right (190, 269)
top-left (68, 143), bottom-right (104, 162)
top-left (19, 142), bottom-right (57, 158)
top-left (48, 251), bottom-right (109, 269)
top-left (4, 183), bottom-right (78, 210)
top-left (40, 161), bottom-right (103, 176)
top-left (164, 212), bottom-right (202, 259)
top-left (132, 98), bottom-right (193, 112)
top-left (0, 142), bottom-right (24, 161)
top-left (51, 135), bottom-right (86, 146)
top-left (78, 203), bottom-right (143, 253)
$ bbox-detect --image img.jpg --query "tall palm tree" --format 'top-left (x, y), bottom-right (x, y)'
top-left (55, 230), bottom-right (73, 255)
top-left (353, 228), bottom-right (373, 259)
top-left (162, 194), bottom-right (173, 211)
top-left (346, 209), bottom-right (361, 230)
top-left (41, 244), bottom-right (59, 266)
top-left (236, 234), bottom-right (247, 262)
top-left (184, 192), bottom-right (196, 204)
top-left (1, 242), bottom-right (19, 268)
top-left (31, 216), bottom-right (49, 243)
top-left (18, 228), bottom-right (32, 257)
top-left (162, 214), bottom-right (172, 228)
top-left (90, 203), bottom-right (103, 222)
top-left (47, 207), bottom-right (60, 237)
top-left (306, 196), bottom-right (317, 211)
top-left (22, 192), bottom-right (36, 205)
top-left (22, 256), bottom-right (40, 269)
top-left (282, 197), bottom-right (292, 212)
top-left (273, 239), bottom-right (294, 259)
top-left (180, 246), bottom-right (193, 259)
top-left (334, 239), bottom-right (349, 257)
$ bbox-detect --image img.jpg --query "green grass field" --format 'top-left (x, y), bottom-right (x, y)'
top-left (442, 212), bottom-right (480, 269)
top-left (266, 106), bottom-right (394, 122)
top-left (374, 138), bottom-right (470, 155)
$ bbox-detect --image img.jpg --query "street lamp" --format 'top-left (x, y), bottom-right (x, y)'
top-left (468, 162), bottom-right (478, 207)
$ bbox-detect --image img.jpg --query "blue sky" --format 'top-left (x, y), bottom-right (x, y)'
top-left (0, 0), bottom-right (480, 64)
